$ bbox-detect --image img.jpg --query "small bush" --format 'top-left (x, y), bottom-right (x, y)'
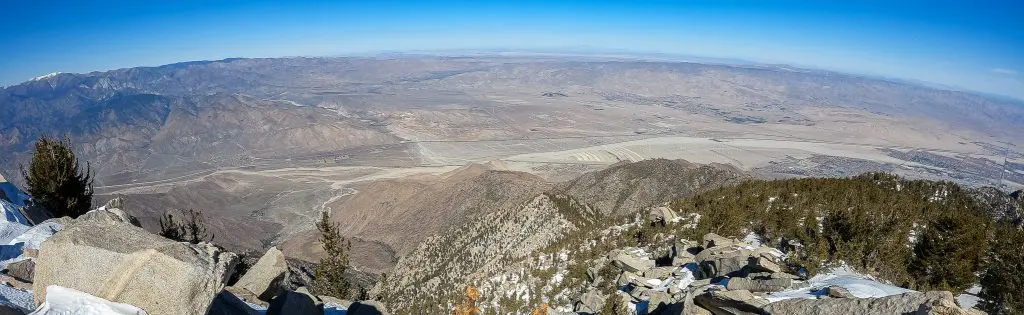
top-left (21, 135), bottom-right (93, 218)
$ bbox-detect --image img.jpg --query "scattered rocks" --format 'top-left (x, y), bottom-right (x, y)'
top-left (573, 289), bottom-right (604, 313)
top-left (33, 220), bottom-right (237, 315)
top-left (761, 291), bottom-right (973, 315)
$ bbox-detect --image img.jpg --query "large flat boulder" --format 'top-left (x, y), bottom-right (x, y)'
top-left (761, 291), bottom-right (971, 315)
top-left (33, 220), bottom-right (237, 315)
top-left (611, 252), bottom-right (655, 273)
top-left (234, 247), bottom-right (288, 302)
top-left (693, 290), bottom-right (769, 315)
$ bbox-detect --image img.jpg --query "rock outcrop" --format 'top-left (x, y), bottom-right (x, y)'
top-left (33, 220), bottom-right (237, 315)
top-left (761, 291), bottom-right (970, 315)
top-left (233, 247), bottom-right (288, 301)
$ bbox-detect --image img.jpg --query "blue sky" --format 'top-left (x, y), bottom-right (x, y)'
top-left (1, 0), bottom-right (1022, 99)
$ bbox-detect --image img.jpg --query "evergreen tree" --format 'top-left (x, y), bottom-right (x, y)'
top-left (908, 212), bottom-right (987, 291)
top-left (312, 211), bottom-right (351, 298)
top-left (21, 135), bottom-right (93, 218)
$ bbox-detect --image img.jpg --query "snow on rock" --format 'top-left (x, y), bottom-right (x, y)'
top-left (0, 174), bottom-right (30, 207)
top-left (0, 222), bottom-right (30, 245)
top-left (0, 200), bottom-right (30, 226)
top-left (767, 265), bottom-right (912, 302)
top-left (31, 286), bottom-right (147, 315)
top-left (956, 284), bottom-right (983, 310)
top-left (8, 221), bottom-right (63, 250)
top-left (742, 232), bottom-right (762, 247)
top-left (0, 281), bottom-right (34, 313)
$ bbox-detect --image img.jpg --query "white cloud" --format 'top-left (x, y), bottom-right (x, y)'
top-left (990, 68), bottom-right (1018, 76)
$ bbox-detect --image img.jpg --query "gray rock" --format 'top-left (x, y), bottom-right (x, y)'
top-left (612, 252), bottom-right (655, 273)
top-left (574, 289), bottom-right (605, 313)
top-left (747, 256), bottom-right (782, 274)
top-left (823, 285), bottom-right (855, 299)
top-left (348, 300), bottom-right (389, 315)
top-left (699, 254), bottom-right (749, 278)
top-left (234, 247), bottom-right (288, 302)
top-left (725, 278), bottom-right (792, 292)
top-left (267, 287), bottom-right (322, 315)
top-left (645, 267), bottom-right (676, 280)
top-left (645, 291), bottom-right (674, 313)
top-left (33, 220), bottom-right (237, 315)
top-left (649, 207), bottom-right (678, 224)
top-left (73, 206), bottom-right (142, 228)
top-left (693, 290), bottom-right (769, 315)
top-left (3, 259), bottom-right (33, 283)
top-left (761, 291), bottom-right (971, 315)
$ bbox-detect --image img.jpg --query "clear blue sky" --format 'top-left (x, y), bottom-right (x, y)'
top-left (2, 0), bottom-right (1022, 99)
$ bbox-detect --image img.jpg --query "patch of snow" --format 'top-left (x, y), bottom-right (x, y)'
top-left (30, 72), bottom-right (62, 81)
top-left (742, 232), bottom-right (762, 247)
top-left (645, 278), bottom-right (663, 287)
top-left (0, 222), bottom-right (30, 244)
top-left (323, 302), bottom-right (346, 314)
top-left (956, 293), bottom-right (982, 310)
top-left (9, 221), bottom-right (63, 250)
top-left (0, 200), bottom-right (30, 226)
top-left (956, 284), bottom-right (983, 309)
top-left (767, 265), bottom-right (912, 302)
top-left (0, 282), bottom-right (33, 313)
top-left (31, 285), bottom-right (146, 314)
top-left (0, 176), bottom-right (30, 207)
top-left (0, 243), bottom-right (24, 269)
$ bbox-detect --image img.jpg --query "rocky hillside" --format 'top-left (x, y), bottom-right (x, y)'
top-left (554, 159), bottom-right (748, 215)
top-left (379, 172), bottom-right (1022, 314)
top-left (377, 160), bottom-right (749, 314)
top-left (280, 163), bottom-right (552, 274)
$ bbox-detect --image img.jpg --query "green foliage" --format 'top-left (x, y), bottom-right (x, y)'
top-left (908, 212), bottom-right (988, 291)
top-left (312, 211), bottom-right (352, 299)
top-left (979, 224), bottom-right (1024, 315)
top-left (667, 173), bottom-right (993, 290)
top-left (158, 208), bottom-right (214, 243)
top-left (21, 135), bottom-right (93, 218)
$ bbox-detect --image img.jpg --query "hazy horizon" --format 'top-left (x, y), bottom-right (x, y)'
top-left (2, 0), bottom-right (1022, 99)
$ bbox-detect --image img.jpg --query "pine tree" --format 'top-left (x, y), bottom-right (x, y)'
top-left (978, 224), bottom-right (1024, 315)
top-left (21, 135), bottom-right (93, 218)
top-left (312, 211), bottom-right (351, 298)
